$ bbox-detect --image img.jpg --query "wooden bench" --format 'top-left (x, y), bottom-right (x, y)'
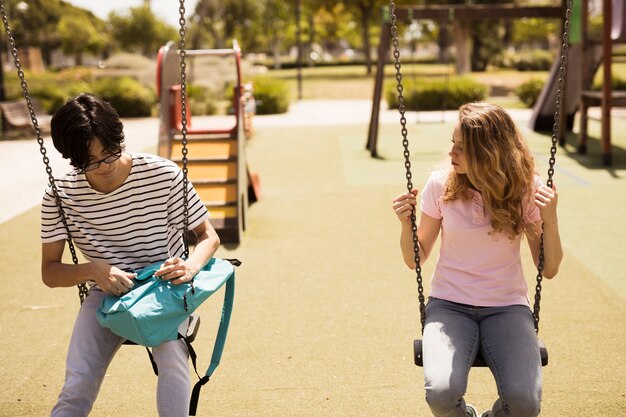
top-left (0, 99), bottom-right (52, 137)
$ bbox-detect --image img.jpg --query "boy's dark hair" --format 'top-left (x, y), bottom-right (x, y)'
top-left (51, 93), bottom-right (125, 170)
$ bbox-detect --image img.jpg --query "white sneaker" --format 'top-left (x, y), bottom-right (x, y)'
top-left (466, 404), bottom-right (478, 417)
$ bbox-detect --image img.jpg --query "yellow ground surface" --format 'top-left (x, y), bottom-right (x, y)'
top-left (0, 114), bottom-right (624, 416)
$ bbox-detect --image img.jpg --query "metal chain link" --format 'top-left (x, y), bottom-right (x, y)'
top-left (388, 0), bottom-right (572, 335)
top-left (0, 0), bottom-right (88, 303)
top-left (178, 0), bottom-right (190, 258)
top-left (533, 0), bottom-right (573, 333)
top-left (388, 1), bottom-right (426, 333)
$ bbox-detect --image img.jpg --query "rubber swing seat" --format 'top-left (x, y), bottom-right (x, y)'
top-left (413, 338), bottom-right (548, 367)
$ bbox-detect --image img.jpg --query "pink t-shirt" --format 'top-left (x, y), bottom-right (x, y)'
top-left (420, 169), bottom-right (543, 307)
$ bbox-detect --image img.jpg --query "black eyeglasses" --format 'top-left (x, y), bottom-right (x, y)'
top-left (78, 151), bottom-right (123, 174)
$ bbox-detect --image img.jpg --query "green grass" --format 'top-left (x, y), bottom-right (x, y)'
top-left (259, 63), bottom-right (548, 106)
top-left (257, 61), bottom-right (626, 109)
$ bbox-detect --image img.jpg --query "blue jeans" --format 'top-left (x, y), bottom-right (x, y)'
top-left (422, 297), bottom-right (542, 417)
top-left (51, 288), bottom-right (191, 417)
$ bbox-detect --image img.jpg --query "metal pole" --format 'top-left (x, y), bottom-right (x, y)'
top-left (578, 0), bottom-right (589, 154)
top-left (0, 46), bottom-right (5, 101)
top-left (366, 7), bottom-right (391, 157)
top-left (602, 0), bottom-right (612, 166)
top-left (558, 0), bottom-right (568, 146)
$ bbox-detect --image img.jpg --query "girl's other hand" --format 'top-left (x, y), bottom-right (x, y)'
top-left (534, 184), bottom-right (558, 224)
top-left (392, 189), bottom-right (419, 224)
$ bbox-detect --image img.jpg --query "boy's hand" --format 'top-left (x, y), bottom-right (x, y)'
top-left (155, 257), bottom-right (198, 285)
top-left (93, 263), bottom-right (136, 296)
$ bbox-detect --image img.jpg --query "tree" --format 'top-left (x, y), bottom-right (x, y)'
top-left (314, 3), bottom-right (359, 56)
top-left (418, 0), bottom-right (519, 74)
top-left (109, 6), bottom-right (177, 56)
top-left (58, 12), bottom-right (107, 65)
top-left (258, 0), bottom-right (294, 69)
top-left (189, 0), bottom-right (258, 50)
top-left (341, 0), bottom-right (384, 74)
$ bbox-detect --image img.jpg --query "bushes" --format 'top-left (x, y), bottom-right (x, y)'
top-left (592, 75), bottom-right (626, 91)
top-left (4, 68), bottom-right (94, 114)
top-left (249, 77), bottom-right (290, 115)
top-left (515, 78), bottom-right (545, 108)
top-left (187, 84), bottom-right (218, 116)
top-left (494, 49), bottom-right (554, 71)
top-left (4, 68), bottom-right (156, 117)
top-left (91, 76), bottom-right (156, 117)
top-left (385, 77), bottom-right (489, 111)
top-left (224, 77), bottom-right (291, 115)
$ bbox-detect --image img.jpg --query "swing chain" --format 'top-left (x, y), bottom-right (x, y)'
top-left (0, 1), bottom-right (88, 303)
top-left (178, 0), bottom-right (190, 258)
top-left (533, 0), bottom-right (573, 333)
top-left (389, 0), bottom-right (426, 333)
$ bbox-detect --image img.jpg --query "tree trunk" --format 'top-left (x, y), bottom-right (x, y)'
top-left (453, 19), bottom-right (471, 75)
top-left (471, 31), bottom-right (485, 72)
top-left (437, 25), bottom-right (450, 64)
top-left (307, 13), bottom-right (314, 67)
top-left (359, 5), bottom-right (372, 75)
top-left (271, 40), bottom-right (282, 69)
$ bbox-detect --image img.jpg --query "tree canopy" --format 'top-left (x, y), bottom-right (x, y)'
top-left (1, 0), bottom-right (566, 73)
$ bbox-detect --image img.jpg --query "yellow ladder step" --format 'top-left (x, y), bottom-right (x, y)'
top-left (205, 205), bottom-right (238, 219)
top-left (194, 182), bottom-right (238, 203)
top-left (171, 140), bottom-right (238, 159)
top-left (176, 160), bottom-right (238, 181)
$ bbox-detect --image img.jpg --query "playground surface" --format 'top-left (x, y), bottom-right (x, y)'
top-left (0, 99), bottom-right (625, 416)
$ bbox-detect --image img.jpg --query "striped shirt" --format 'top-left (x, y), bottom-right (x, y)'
top-left (41, 153), bottom-right (209, 272)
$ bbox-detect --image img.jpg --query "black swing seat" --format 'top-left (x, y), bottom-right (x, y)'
top-left (413, 338), bottom-right (548, 367)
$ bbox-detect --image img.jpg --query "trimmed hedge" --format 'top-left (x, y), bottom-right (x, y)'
top-left (5, 68), bottom-right (94, 114)
top-left (515, 78), bottom-right (545, 108)
top-left (250, 77), bottom-right (290, 115)
top-left (4, 69), bottom-right (157, 117)
top-left (385, 77), bottom-right (489, 111)
top-left (187, 84), bottom-right (218, 116)
top-left (91, 77), bottom-right (156, 118)
top-left (592, 75), bottom-right (626, 91)
top-left (494, 49), bottom-right (554, 71)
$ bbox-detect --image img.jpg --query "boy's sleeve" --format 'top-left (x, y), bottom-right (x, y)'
top-left (168, 167), bottom-right (209, 231)
top-left (40, 189), bottom-right (68, 243)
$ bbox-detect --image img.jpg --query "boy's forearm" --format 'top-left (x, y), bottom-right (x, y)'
top-left (186, 231), bottom-right (220, 274)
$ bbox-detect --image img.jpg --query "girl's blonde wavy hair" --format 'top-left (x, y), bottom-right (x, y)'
top-left (443, 102), bottom-right (537, 239)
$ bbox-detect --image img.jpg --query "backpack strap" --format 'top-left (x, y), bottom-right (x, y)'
top-left (188, 273), bottom-right (235, 416)
top-left (146, 347), bottom-right (159, 376)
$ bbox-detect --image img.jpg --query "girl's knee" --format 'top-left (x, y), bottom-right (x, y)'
top-left (504, 389), bottom-right (541, 417)
top-left (425, 386), bottom-right (464, 415)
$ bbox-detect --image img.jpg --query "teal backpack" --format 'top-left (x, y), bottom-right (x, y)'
top-left (96, 257), bottom-right (237, 415)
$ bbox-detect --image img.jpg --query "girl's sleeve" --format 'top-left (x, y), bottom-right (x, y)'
top-left (420, 171), bottom-right (444, 220)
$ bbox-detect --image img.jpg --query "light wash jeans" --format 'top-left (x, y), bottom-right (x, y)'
top-left (422, 297), bottom-right (542, 417)
top-left (51, 288), bottom-right (191, 417)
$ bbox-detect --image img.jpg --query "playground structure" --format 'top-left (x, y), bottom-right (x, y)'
top-left (366, 3), bottom-right (564, 158)
top-left (530, 0), bottom-right (626, 166)
top-left (157, 41), bottom-right (258, 244)
top-left (578, 0), bottom-right (625, 165)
